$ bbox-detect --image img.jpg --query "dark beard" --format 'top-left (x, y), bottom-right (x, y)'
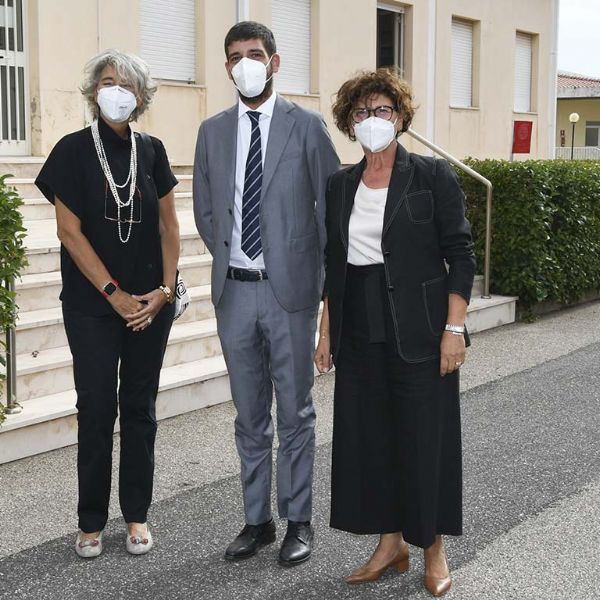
top-left (238, 77), bottom-right (274, 105)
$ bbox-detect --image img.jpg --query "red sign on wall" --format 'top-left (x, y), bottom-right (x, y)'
top-left (512, 121), bottom-right (533, 154)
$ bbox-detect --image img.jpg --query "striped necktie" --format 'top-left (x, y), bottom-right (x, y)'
top-left (241, 111), bottom-right (263, 260)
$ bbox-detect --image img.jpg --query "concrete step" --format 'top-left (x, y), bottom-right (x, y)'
top-left (18, 192), bottom-right (193, 221)
top-left (0, 354), bottom-right (230, 464)
top-left (1, 159), bottom-right (191, 179)
top-left (175, 174), bottom-right (192, 193)
top-left (5, 177), bottom-right (44, 199)
top-left (22, 210), bottom-right (205, 275)
top-left (6, 173), bottom-right (194, 199)
top-left (18, 198), bottom-right (55, 221)
top-left (15, 253), bottom-right (212, 313)
top-left (15, 284), bottom-right (214, 354)
top-left (171, 164), bottom-right (193, 175)
top-left (466, 294), bottom-right (518, 333)
top-left (10, 317), bottom-right (222, 404)
top-left (0, 156), bottom-right (45, 178)
top-left (472, 275), bottom-right (484, 297)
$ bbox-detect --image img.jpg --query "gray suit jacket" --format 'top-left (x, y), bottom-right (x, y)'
top-left (193, 95), bottom-right (340, 312)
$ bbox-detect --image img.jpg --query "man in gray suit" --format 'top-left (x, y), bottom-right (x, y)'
top-left (193, 21), bottom-right (340, 565)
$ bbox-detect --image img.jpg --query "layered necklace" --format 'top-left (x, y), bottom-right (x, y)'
top-left (91, 120), bottom-right (138, 243)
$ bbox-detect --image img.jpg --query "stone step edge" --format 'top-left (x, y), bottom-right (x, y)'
top-left (0, 355), bottom-right (228, 433)
top-left (16, 254), bottom-right (212, 290)
top-left (7, 174), bottom-right (194, 184)
top-left (20, 191), bottom-right (192, 205)
top-left (468, 294), bottom-right (519, 309)
top-left (14, 317), bottom-right (219, 377)
top-left (16, 284), bottom-right (212, 330)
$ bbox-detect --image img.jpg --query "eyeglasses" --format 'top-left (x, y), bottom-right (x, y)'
top-left (351, 105), bottom-right (395, 123)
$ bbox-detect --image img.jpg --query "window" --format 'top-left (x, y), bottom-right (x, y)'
top-left (585, 122), bottom-right (600, 147)
top-left (377, 4), bottom-right (405, 77)
top-left (271, 0), bottom-right (311, 94)
top-left (514, 32), bottom-right (533, 112)
top-left (451, 19), bottom-right (473, 108)
top-left (139, 0), bottom-right (196, 82)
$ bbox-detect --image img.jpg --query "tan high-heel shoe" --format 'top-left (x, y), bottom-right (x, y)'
top-left (423, 574), bottom-right (452, 597)
top-left (346, 546), bottom-right (410, 584)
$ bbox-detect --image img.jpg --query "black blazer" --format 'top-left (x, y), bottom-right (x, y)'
top-left (324, 143), bottom-right (476, 364)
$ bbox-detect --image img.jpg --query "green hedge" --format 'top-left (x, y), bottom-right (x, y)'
top-left (458, 159), bottom-right (600, 312)
top-left (0, 174), bottom-right (27, 425)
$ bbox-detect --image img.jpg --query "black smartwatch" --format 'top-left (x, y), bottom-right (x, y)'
top-left (102, 280), bottom-right (119, 298)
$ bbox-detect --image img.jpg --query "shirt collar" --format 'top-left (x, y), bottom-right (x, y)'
top-left (237, 91), bottom-right (277, 120)
top-left (97, 115), bottom-right (132, 147)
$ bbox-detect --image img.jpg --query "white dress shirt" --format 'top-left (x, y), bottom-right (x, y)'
top-left (347, 180), bottom-right (388, 266)
top-left (229, 91), bottom-right (278, 269)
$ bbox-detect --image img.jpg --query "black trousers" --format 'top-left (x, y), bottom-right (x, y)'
top-left (330, 264), bottom-right (462, 549)
top-left (63, 303), bottom-right (173, 533)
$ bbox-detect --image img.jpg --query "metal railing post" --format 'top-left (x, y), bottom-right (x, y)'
top-left (4, 277), bottom-right (21, 415)
top-left (406, 129), bottom-right (493, 299)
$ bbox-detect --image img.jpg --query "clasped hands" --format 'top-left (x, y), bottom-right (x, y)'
top-left (314, 331), bottom-right (466, 376)
top-left (107, 288), bottom-right (168, 332)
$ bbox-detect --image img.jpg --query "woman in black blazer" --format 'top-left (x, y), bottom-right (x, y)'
top-left (314, 69), bottom-right (475, 597)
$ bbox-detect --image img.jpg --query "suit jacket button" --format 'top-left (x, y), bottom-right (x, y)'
top-left (388, 285), bottom-right (394, 292)
top-left (224, 240), bottom-right (229, 247)
top-left (228, 208), bottom-right (233, 215)
top-left (383, 250), bottom-right (391, 257)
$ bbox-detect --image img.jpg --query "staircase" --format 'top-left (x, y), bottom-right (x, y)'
top-left (0, 159), bottom-right (231, 464)
top-left (0, 157), bottom-right (517, 465)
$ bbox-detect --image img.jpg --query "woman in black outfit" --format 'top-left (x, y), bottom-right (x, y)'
top-left (314, 69), bottom-right (475, 597)
top-left (35, 50), bottom-right (180, 558)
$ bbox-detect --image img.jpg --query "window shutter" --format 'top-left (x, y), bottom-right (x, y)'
top-left (514, 32), bottom-right (532, 112)
top-left (139, 0), bottom-right (196, 82)
top-left (271, 0), bottom-right (311, 94)
top-left (451, 19), bottom-right (473, 108)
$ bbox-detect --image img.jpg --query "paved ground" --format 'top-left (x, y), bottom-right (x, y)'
top-left (0, 301), bottom-right (599, 599)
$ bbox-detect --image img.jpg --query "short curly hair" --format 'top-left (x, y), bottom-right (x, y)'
top-left (332, 68), bottom-right (416, 141)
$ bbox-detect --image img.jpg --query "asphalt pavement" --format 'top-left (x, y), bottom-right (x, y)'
top-left (1, 301), bottom-right (599, 600)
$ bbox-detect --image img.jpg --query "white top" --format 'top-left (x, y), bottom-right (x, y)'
top-left (347, 180), bottom-right (388, 266)
top-left (229, 92), bottom-right (278, 269)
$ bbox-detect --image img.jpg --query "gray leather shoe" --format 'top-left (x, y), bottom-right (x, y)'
top-left (278, 521), bottom-right (313, 566)
top-left (225, 519), bottom-right (276, 560)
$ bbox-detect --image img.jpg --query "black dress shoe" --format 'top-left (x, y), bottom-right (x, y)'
top-left (224, 519), bottom-right (276, 560)
top-left (278, 521), bottom-right (314, 566)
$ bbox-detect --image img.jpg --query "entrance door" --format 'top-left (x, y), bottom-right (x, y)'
top-left (0, 0), bottom-right (28, 156)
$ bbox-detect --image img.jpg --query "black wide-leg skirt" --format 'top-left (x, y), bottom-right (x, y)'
top-left (329, 264), bottom-right (463, 549)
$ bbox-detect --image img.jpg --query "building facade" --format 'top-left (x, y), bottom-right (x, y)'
top-left (555, 71), bottom-right (600, 160)
top-left (0, 0), bottom-right (558, 165)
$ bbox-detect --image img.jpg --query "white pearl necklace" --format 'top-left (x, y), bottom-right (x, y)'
top-left (91, 120), bottom-right (138, 243)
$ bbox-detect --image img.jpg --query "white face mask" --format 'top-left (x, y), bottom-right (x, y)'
top-left (353, 116), bottom-right (398, 153)
top-left (97, 85), bottom-right (137, 123)
top-left (231, 56), bottom-right (273, 99)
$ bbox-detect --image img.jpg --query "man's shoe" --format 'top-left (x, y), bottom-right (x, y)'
top-left (278, 521), bottom-right (313, 566)
top-left (224, 519), bottom-right (276, 560)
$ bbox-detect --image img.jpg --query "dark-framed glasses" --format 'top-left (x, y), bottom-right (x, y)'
top-left (351, 105), bottom-right (395, 123)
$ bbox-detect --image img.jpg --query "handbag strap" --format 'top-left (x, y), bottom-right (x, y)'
top-left (137, 131), bottom-right (156, 179)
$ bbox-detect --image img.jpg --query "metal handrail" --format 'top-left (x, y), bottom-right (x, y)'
top-left (4, 277), bottom-right (21, 415)
top-left (406, 129), bottom-right (493, 299)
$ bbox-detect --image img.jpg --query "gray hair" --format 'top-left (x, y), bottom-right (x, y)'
top-left (81, 49), bottom-right (158, 121)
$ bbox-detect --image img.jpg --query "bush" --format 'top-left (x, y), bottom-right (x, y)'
top-left (0, 174), bottom-right (27, 424)
top-left (458, 159), bottom-right (600, 312)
